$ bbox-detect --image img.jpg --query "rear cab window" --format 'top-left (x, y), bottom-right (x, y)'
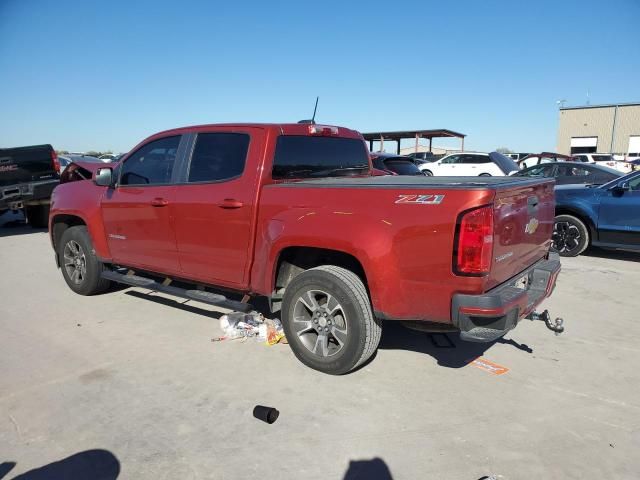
top-left (272, 136), bottom-right (369, 179)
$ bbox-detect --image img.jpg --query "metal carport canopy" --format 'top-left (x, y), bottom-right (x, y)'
top-left (362, 129), bottom-right (466, 154)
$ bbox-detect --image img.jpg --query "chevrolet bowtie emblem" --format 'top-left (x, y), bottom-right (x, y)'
top-left (525, 218), bottom-right (539, 235)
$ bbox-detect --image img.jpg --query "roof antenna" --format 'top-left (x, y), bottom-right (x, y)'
top-left (298, 97), bottom-right (319, 124)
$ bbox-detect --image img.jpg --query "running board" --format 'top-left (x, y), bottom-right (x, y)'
top-left (101, 270), bottom-right (252, 312)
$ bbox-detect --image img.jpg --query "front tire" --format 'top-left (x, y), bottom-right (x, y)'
top-left (281, 265), bottom-right (382, 375)
top-left (59, 226), bottom-right (111, 295)
top-left (552, 214), bottom-right (589, 257)
top-left (423, 170), bottom-right (433, 176)
top-left (479, 173), bottom-right (492, 177)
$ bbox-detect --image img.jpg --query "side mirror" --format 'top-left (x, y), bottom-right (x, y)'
top-left (611, 180), bottom-right (630, 192)
top-left (95, 167), bottom-right (113, 187)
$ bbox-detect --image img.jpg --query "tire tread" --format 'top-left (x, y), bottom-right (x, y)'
top-left (311, 265), bottom-right (382, 370)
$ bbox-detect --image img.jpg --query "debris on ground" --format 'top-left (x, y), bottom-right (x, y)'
top-left (214, 312), bottom-right (286, 345)
top-left (253, 405), bottom-right (279, 424)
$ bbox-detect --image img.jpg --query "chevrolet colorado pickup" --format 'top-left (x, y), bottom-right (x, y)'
top-left (50, 123), bottom-right (562, 374)
top-left (1, 144), bottom-right (60, 227)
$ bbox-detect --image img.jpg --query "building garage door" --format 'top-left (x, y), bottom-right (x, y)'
top-left (628, 136), bottom-right (640, 156)
top-left (571, 137), bottom-right (598, 154)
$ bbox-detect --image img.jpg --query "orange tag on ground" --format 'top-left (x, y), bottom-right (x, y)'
top-left (468, 357), bottom-right (509, 375)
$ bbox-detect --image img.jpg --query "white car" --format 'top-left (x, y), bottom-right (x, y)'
top-left (418, 152), bottom-right (518, 177)
top-left (572, 153), bottom-right (633, 174)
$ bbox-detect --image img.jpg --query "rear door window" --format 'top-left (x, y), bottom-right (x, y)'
top-left (441, 155), bottom-right (459, 164)
top-left (120, 136), bottom-right (180, 185)
top-left (187, 133), bottom-right (250, 183)
top-left (523, 166), bottom-right (552, 177)
top-left (272, 136), bottom-right (369, 178)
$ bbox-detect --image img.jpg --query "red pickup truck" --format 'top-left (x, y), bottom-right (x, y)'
top-left (49, 123), bottom-right (562, 374)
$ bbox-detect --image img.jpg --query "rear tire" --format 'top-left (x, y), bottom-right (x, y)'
top-left (281, 265), bottom-right (381, 375)
top-left (25, 204), bottom-right (50, 228)
top-left (552, 214), bottom-right (589, 257)
top-left (58, 226), bottom-right (111, 295)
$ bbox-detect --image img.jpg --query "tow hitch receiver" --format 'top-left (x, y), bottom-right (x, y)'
top-left (526, 309), bottom-right (564, 335)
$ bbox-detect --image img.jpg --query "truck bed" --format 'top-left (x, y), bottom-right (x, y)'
top-left (276, 175), bottom-right (548, 189)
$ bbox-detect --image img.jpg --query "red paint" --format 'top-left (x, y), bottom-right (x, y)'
top-left (50, 123), bottom-right (558, 325)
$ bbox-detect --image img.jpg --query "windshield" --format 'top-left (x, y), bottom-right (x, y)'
top-left (489, 151), bottom-right (519, 174)
top-left (272, 136), bottom-right (369, 178)
top-left (592, 155), bottom-right (613, 162)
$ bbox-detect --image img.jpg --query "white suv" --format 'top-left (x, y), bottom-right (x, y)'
top-left (418, 152), bottom-right (516, 176)
top-left (572, 154), bottom-right (633, 174)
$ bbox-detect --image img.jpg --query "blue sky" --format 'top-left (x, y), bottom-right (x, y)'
top-left (1, 0), bottom-right (639, 153)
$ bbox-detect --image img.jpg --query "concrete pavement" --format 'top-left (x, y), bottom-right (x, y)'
top-left (1, 216), bottom-right (639, 479)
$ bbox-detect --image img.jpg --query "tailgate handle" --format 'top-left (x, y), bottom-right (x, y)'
top-left (527, 196), bottom-right (539, 214)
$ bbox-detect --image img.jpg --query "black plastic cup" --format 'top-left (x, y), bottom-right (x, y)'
top-left (253, 405), bottom-right (279, 424)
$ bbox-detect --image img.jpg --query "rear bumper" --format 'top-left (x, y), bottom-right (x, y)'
top-left (452, 253), bottom-right (561, 342)
top-left (0, 180), bottom-right (58, 209)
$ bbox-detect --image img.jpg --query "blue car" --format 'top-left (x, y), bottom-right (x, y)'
top-left (553, 171), bottom-right (640, 256)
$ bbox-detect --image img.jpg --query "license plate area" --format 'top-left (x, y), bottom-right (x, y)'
top-left (514, 273), bottom-right (531, 290)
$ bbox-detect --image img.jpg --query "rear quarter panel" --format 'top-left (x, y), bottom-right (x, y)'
top-left (251, 184), bottom-right (496, 323)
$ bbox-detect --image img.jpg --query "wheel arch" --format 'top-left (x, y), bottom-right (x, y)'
top-left (51, 214), bottom-right (87, 253)
top-left (270, 246), bottom-right (370, 312)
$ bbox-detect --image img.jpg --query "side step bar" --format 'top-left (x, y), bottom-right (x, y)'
top-left (101, 270), bottom-right (253, 312)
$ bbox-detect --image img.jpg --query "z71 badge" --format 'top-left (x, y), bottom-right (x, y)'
top-left (395, 194), bottom-right (445, 205)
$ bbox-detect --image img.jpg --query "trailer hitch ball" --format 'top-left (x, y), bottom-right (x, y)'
top-left (527, 309), bottom-right (564, 335)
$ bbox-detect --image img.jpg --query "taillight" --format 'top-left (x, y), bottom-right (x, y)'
top-left (454, 205), bottom-right (494, 275)
top-left (51, 150), bottom-right (60, 173)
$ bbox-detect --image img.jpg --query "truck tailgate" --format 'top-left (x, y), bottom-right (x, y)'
top-left (0, 145), bottom-right (57, 187)
top-left (487, 179), bottom-right (555, 290)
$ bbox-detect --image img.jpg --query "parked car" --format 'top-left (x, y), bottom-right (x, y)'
top-left (572, 153), bottom-right (633, 174)
top-left (418, 152), bottom-right (519, 177)
top-left (371, 154), bottom-right (426, 176)
top-left (514, 162), bottom-right (621, 186)
top-left (98, 154), bottom-right (118, 162)
top-left (50, 122), bottom-right (562, 374)
top-left (518, 152), bottom-right (575, 170)
top-left (503, 153), bottom-right (531, 161)
top-left (552, 171), bottom-right (640, 256)
top-left (406, 151), bottom-right (442, 164)
top-left (58, 155), bottom-right (104, 173)
top-left (0, 144), bottom-right (59, 227)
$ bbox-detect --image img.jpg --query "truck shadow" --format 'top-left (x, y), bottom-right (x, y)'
top-left (5, 449), bottom-right (119, 479)
top-left (377, 321), bottom-right (532, 368)
top-left (583, 247), bottom-right (640, 263)
top-left (125, 290), bottom-right (225, 320)
top-left (0, 212), bottom-right (48, 237)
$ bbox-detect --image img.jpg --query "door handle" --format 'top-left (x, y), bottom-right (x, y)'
top-left (218, 199), bottom-right (244, 209)
top-left (150, 197), bottom-right (169, 207)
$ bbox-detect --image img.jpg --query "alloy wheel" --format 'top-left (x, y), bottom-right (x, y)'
top-left (63, 240), bottom-right (87, 285)
top-left (552, 221), bottom-right (581, 254)
top-left (292, 289), bottom-right (348, 357)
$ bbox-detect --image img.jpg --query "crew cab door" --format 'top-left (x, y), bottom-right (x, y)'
top-left (597, 174), bottom-right (640, 246)
top-left (101, 135), bottom-right (185, 274)
top-left (171, 128), bottom-right (265, 288)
